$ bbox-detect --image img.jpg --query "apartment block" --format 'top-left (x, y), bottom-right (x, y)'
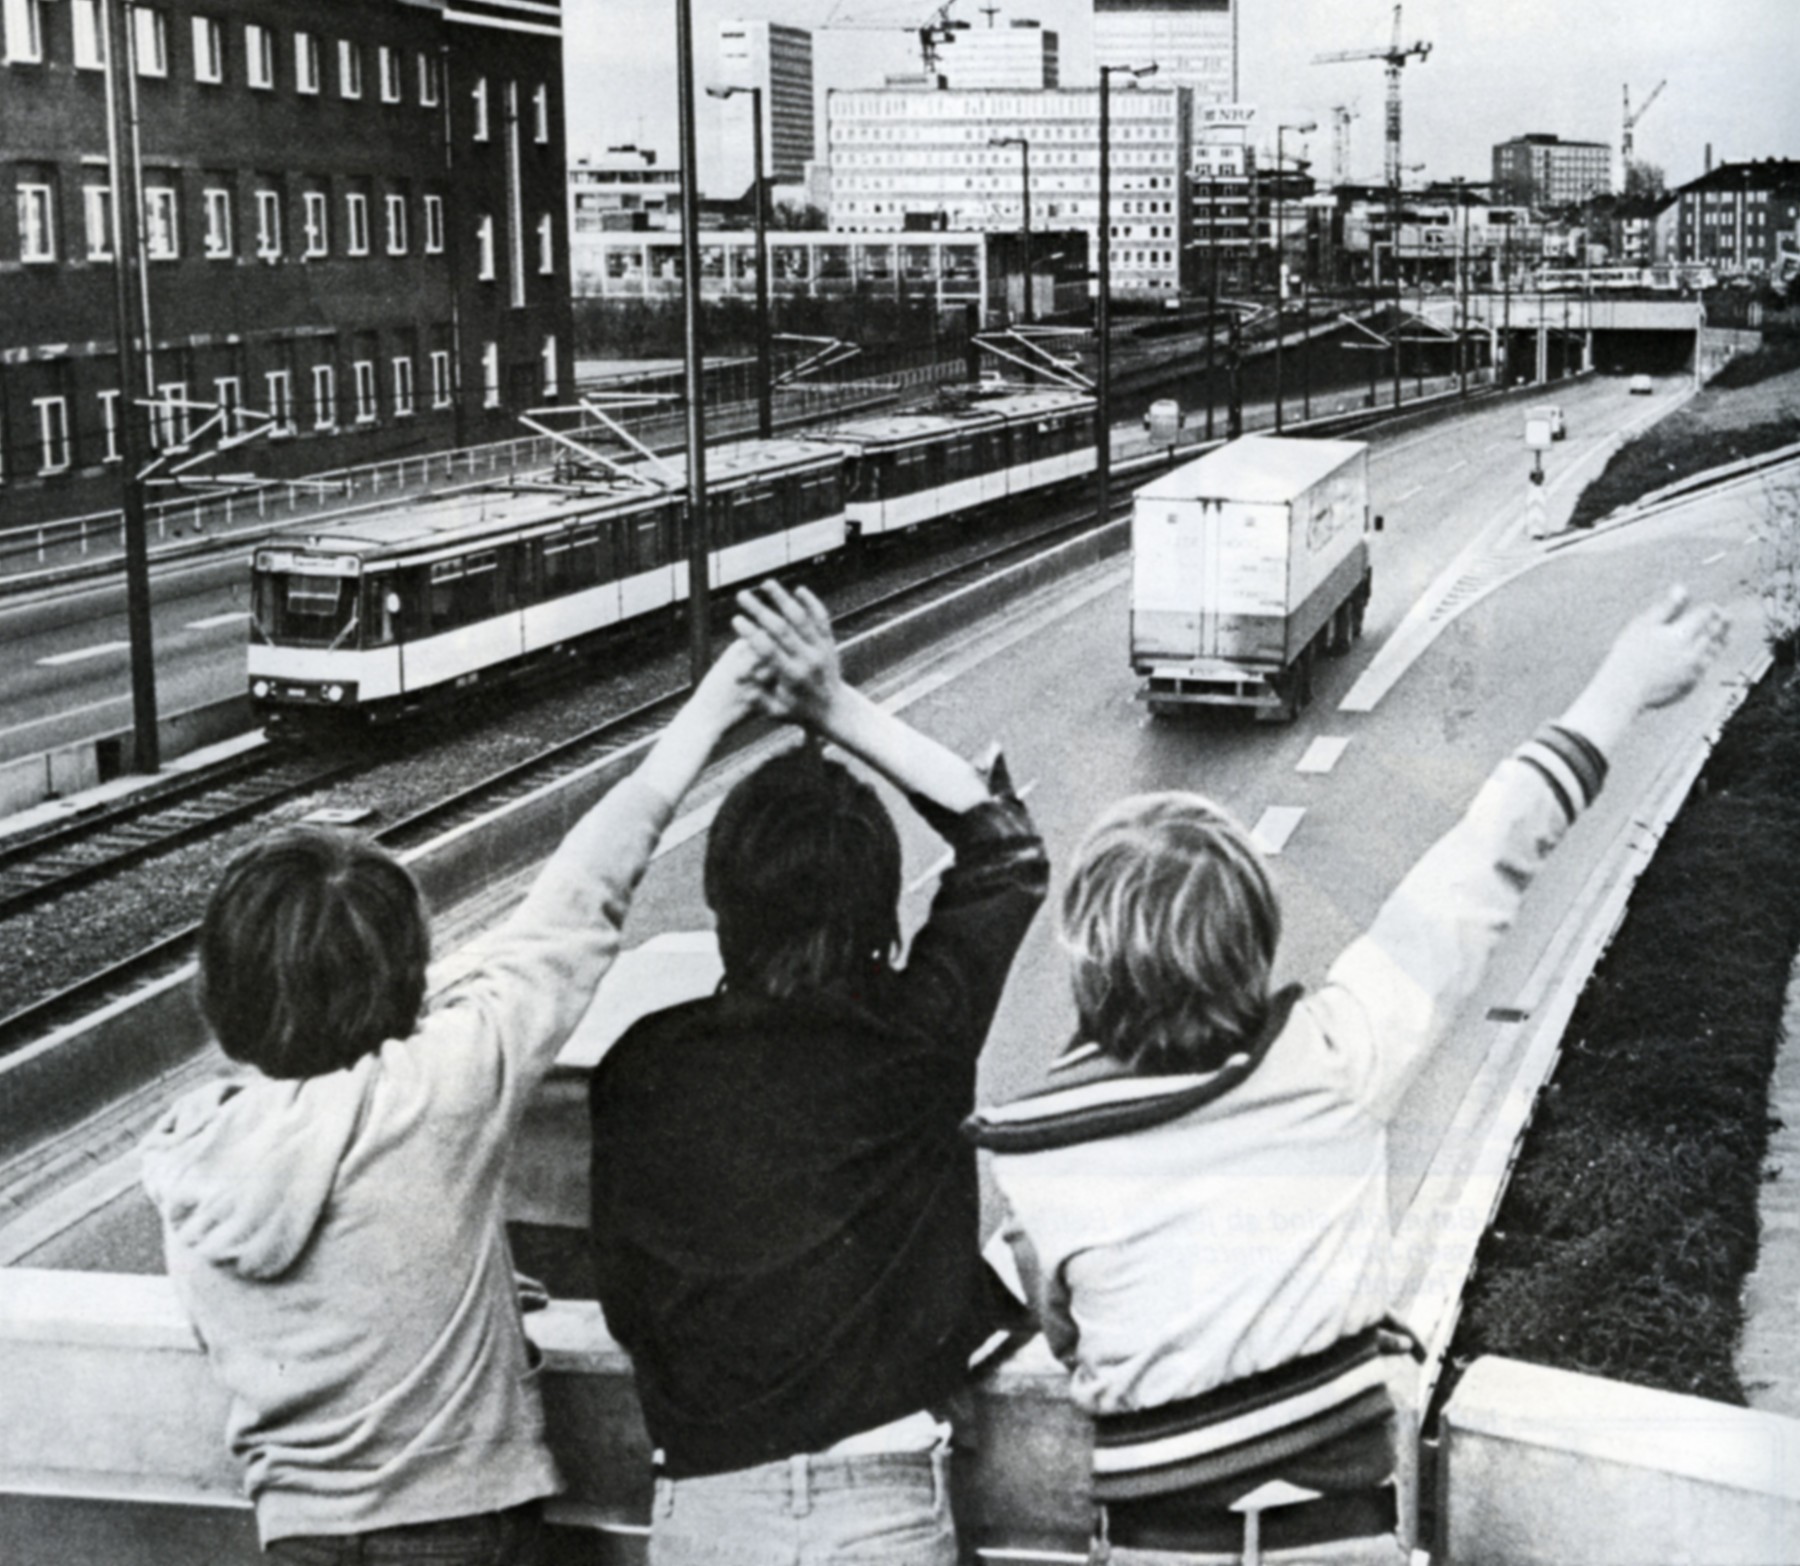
top-left (0, 0), bottom-right (571, 526)
top-left (712, 19), bottom-right (814, 198)
top-left (1491, 133), bottom-right (1613, 209)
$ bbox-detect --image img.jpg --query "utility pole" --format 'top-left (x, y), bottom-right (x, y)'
top-left (989, 135), bottom-right (1033, 324)
top-left (707, 83), bottom-right (772, 437)
top-left (675, 0), bottom-right (711, 683)
top-left (1096, 62), bottom-right (1156, 524)
top-left (103, 0), bottom-right (159, 773)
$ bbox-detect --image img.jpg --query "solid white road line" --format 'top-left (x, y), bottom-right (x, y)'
top-left (185, 611), bottom-right (250, 630)
top-left (36, 641), bottom-right (130, 667)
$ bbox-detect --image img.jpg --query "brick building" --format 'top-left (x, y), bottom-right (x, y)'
top-left (0, 0), bottom-right (571, 526)
top-left (1663, 158), bottom-right (1800, 278)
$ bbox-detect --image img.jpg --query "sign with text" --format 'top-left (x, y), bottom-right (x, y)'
top-left (1199, 103), bottom-right (1257, 129)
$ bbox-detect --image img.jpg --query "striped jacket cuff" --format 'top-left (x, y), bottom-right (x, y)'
top-left (1517, 723), bottom-right (1608, 823)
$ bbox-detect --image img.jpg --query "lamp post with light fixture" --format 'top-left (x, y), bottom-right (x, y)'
top-left (988, 134), bottom-right (1033, 324)
top-left (1097, 61), bottom-right (1156, 526)
top-left (1272, 119), bottom-right (1314, 434)
top-left (707, 82), bottom-right (772, 439)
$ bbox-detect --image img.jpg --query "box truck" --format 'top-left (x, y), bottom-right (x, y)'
top-left (1130, 435), bottom-right (1377, 720)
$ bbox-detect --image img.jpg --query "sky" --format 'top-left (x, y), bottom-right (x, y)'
top-left (561, 0), bottom-right (1800, 192)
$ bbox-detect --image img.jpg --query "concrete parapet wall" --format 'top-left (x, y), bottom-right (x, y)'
top-left (1438, 1356), bottom-right (1800, 1566)
top-left (0, 1268), bottom-right (1091, 1565)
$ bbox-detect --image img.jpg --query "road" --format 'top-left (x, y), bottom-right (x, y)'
top-left (0, 372), bottom-right (1669, 770)
top-left (7, 368), bottom-right (1763, 1281)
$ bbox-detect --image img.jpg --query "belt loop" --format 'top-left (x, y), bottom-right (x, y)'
top-left (1090, 1502), bottom-right (1111, 1566)
top-left (789, 1451), bottom-right (812, 1518)
top-left (654, 1475), bottom-right (674, 1520)
top-left (931, 1441), bottom-right (948, 1513)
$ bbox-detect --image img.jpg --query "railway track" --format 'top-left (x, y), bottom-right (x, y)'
top-left (0, 504), bottom-right (1106, 1071)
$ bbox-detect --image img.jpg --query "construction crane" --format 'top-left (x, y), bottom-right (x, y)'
top-left (1313, 4), bottom-right (1432, 188)
top-left (1622, 78), bottom-right (1667, 170)
top-left (821, 0), bottom-right (969, 74)
top-left (1331, 104), bottom-right (1360, 186)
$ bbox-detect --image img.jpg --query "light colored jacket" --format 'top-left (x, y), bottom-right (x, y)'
top-left (141, 775), bottom-right (672, 1544)
top-left (974, 726), bottom-right (1605, 1422)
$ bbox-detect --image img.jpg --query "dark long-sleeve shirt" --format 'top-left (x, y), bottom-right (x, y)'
top-left (588, 787), bottom-right (1047, 1478)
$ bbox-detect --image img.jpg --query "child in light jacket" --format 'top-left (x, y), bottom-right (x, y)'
top-left (967, 589), bottom-right (1728, 1562)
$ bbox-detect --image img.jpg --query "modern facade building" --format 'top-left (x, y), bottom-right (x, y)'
top-left (1492, 133), bottom-right (1613, 209)
top-left (828, 84), bottom-right (1191, 299)
top-left (1091, 0), bottom-right (1235, 106)
top-left (712, 19), bottom-right (814, 198)
top-left (1663, 159), bottom-right (1800, 277)
top-left (939, 18), bottom-right (1059, 90)
top-left (0, 0), bottom-right (572, 527)
top-left (570, 146), bottom-right (682, 233)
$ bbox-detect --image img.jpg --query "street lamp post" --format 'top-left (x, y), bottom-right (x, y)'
top-left (1097, 62), bottom-right (1156, 527)
top-left (989, 135), bottom-right (1033, 324)
top-left (675, 0), bottom-right (711, 684)
top-left (1272, 120), bottom-right (1315, 434)
top-left (707, 83), bottom-right (772, 439)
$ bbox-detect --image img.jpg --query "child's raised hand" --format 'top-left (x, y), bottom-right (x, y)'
top-left (691, 636), bottom-right (768, 728)
top-left (1600, 586), bottom-right (1730, 713)
top-left (733, 582), bottom-right (842, 727)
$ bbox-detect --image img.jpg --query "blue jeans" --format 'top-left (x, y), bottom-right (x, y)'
top-left (265, 1502), bottom-right (546, 1565)
top-left (649, 1449), bottom-right (956, 1566)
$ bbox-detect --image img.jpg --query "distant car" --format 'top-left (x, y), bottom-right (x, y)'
top-left (1628, 374), bottom-right (1654, 395)
top-left (1529, 404), bottom-right (1567, 441)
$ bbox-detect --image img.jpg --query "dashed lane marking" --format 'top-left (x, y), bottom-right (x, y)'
top-left (185, 611), bottom-right (250, 630)
top-left (36, 641), bottom-right (130, 667)
top-left (1296, 737), bottom-right (1350, 775)
top-left (1251, 806), bottom-right (1307, 856)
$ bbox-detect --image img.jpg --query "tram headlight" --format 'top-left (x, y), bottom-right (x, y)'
top-left (325, 684), bottom-right (346, 703)
top-left (252, 680), bottom-right (271, 700)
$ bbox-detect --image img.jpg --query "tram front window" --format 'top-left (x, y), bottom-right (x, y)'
top-left (252, 569), bottom-right (360, 647)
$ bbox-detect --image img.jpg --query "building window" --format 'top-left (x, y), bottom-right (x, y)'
top-left (345, 191), bottom-right (369, 255)
top-left (303, 190), bottom-right (328, 256)
top-left (214, 375), bottom-right (242, 435)
top-left (17, 183), bottom-right (55, 262)
top-left (424, 194), bottom-right (444, 253)
top-left (392, 355), bottom-right (415, 416)
top-left (266, 368), bottom-right (293, 432)
top-left (379, 44), bottom-right (401, 102)
top-left (295, 29), bottom-right (319, 93)
top-left (255, 188), bottom-right (281, 258)
top-left (541, 334), bottom-right (558, 398)
top-left (153, 381), bottom-right (189, 450)
top-left (430, 349), bottom-right (451, 408)
top-left (337, 38), bottom-right (361, 99)
top-left (533, 83), bottom-right (550, 144)
top-left (353, 358), bottom-right (377, 423)
top-left (34, 397), bottom-right (70, 474)
top-left (133, 6), bottom-right (168, 77)
top-left (472, 76), bottom-right (489, 141)
top-left (312, 363), bottom-right (336, 429)
top-left (537, 212), bottom-right (554, 274)
top-left (384, 193), bottom-right (407, 254)
top-left (418, 50), bottom-right (440, 106)
top-left (144, 185), bottom-right (178, 258)
top-left (3, 0), bottom-right (43, 64)
top-left (98, 388), bottom-right (121, 462)
top-left (72, 0), bottom-right (105, 68)
top-left (192, 16), bottom-right (222, 82)
top-left (203, 186), bottom-right (232, 257)
top-left (477, 214), bottom-right (495, 280)
top-left (83, 185), bottom-right (113, 259)
top-left (481, 340), bottom-right (500, 407)
top-left (246, 22), bottom-right (274, 89)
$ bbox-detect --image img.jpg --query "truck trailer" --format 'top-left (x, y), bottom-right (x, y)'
top-left (1130, 435), bottom-right (1377, 720)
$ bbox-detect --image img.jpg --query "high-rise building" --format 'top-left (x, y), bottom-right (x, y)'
top-left (829, 83), bottom-right (1190, 299)
top-left (1091, 0), bottom-right (1236, 107)
top-left (713, 19), bottom-right (814, 198)
top-left (939, 18), bottom-right (1059, 89)
top-left (1663, 159), bottom-right (1800, 275)
top-left (1492, 134), bottom-right (1613, 209)
top-left (0, 0), bottom-right (571, 528)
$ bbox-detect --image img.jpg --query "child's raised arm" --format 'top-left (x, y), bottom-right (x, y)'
top-left (733, 581), bottom-right (993, 815)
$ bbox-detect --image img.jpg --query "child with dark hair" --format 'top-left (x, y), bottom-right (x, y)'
top-left (967, 589), bottom-right (1729, 1563)
top-left (140, 643), bottom-right (766, 1565)
top-left (588, 582), bottom-right (1048, 1566)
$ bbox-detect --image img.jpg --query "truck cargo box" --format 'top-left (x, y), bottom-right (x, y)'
top-left (1130, 436), bottom-right (1373, 718)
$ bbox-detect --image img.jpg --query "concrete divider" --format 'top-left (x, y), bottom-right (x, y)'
top-left (1438, 1356), bottom-right (1800, 1565)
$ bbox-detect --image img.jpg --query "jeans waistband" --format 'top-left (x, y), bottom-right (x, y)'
top-left (654, 1446), bottom-right (948, 1521)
